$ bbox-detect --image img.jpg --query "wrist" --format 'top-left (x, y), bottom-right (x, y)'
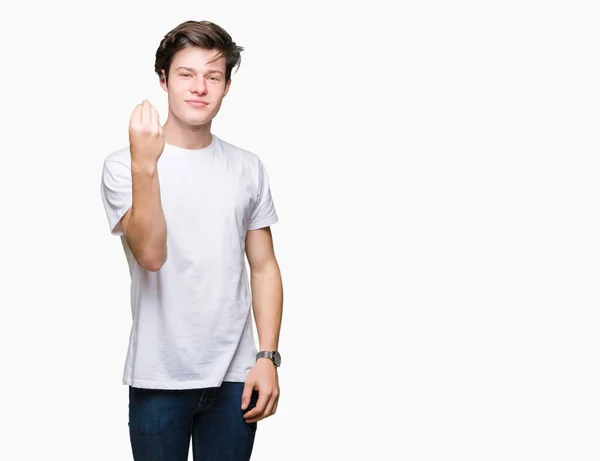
top-left (131, 161), bottom-right (158, 175)
top-left (256, 350), bottom-right (281, 367)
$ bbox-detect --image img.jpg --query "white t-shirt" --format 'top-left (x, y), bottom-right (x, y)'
top-left (100, 134), bottom-right (278, 390)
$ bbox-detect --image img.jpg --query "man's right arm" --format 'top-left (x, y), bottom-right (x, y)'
top-left (118, 100), bottom-right (168, 272)
top-left (120, 162), bottom-right (167, 272)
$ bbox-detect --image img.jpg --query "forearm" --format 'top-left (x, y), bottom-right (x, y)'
top-left (251, 260), bottom-right (283, 351)
top-left (127, 162), bottom-right (167, 271)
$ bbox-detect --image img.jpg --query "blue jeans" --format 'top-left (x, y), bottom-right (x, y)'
top-left (128, 381), bottom-right (259, 461)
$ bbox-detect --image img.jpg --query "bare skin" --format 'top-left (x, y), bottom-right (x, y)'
top-left (241, 226), bottom-right (283, 423)
top-left (121, 100), bottom-right (168, 272)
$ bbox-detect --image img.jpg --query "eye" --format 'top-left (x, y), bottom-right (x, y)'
top-left (209, 76), bottom-right (220, 81)
top-left (181, 73), bottom-right (192, 78)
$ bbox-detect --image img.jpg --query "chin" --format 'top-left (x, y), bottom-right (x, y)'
top-left (177, 112), bottom-right (214, 127)
top-left (186, 117), bottom-right (212, 127)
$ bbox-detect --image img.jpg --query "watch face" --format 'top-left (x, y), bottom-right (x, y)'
top-left (274, 351), bottom-right (281, 367)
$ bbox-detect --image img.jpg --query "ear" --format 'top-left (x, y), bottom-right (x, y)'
top-left (223, 79), bottom-right (232, 97)
top-left (159, 69), bottom-right (168, 92)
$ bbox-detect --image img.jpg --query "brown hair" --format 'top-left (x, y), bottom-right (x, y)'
top-left (154, 20), bottom-right (243, 84)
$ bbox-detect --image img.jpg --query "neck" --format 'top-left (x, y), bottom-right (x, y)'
top-left (162, 115), bottom-right (213, 150)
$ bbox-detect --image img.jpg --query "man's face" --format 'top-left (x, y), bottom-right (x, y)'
top-left (161, 46), bottom-right (231, 127)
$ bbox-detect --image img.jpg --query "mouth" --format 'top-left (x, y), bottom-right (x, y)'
top-left (185, 100), bottom-right (209, 108)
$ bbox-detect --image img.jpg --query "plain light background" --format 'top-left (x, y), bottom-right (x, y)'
top-left (1, 1), bottom-right (599, 460)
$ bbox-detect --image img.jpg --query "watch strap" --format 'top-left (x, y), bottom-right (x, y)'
top-left (256, 350), bottom-right (280, 367)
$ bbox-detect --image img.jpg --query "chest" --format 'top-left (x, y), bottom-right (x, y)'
top-left (157, 155), bottom-right (257, 236)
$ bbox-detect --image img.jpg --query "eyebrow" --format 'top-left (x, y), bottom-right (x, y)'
top-left (175, 67), bottom-right (224, 75)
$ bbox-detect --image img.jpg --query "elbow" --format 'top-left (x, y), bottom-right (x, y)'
top-left (137, 251), bottom-right (167, 272)
top-left (142, 260), bottom-right (164, 272)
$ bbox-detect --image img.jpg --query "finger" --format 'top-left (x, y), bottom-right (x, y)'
top-left (243, 390), bottom-right (269, 420)
top-left (130, 105), bottom-right (142, 127)
top-left (272, 390), bottom-right (279, 414)
top-left (141, 100), bottom-right (151, 125)
top-left (265, 387), bottom-right (279, 416)
top-left (150, 106), bottom-right (159, 132)
top-left (263, 396), bottom-right (277, 419)
top-left (246, 399), bottom-right (273, 423)
top-left (241, 382), bottom-right (254, 410)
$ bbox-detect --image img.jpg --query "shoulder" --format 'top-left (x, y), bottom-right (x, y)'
top-left (102, 145), bottom-right (131, 171)
top-left (217, 136), bottom-right (265, 168)
top-left (101, 146), bottom-right (132, 188)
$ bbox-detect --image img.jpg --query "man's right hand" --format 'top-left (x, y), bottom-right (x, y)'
top-left (129, 100), bottom-right (165, 168)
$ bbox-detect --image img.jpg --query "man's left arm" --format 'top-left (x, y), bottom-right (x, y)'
top-left (241, 226), bottom-right (283, 423)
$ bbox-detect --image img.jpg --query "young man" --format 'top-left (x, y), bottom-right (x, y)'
top-left (100, 20), bottom-right (283, 461)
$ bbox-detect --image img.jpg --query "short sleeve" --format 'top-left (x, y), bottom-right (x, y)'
top-left (100, 155), bottom-right (132, 236)
top-left (247, 159), bottom-right (278, 231)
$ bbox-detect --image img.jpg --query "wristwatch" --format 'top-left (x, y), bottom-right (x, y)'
top-left (256, 351), bottom-right (281, 367)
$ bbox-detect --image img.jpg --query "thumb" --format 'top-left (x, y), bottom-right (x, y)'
top-left (241, 380), bottom-right (254, 410)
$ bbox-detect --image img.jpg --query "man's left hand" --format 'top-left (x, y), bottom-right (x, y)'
top-left (241, 358), bottom-right (280, 423)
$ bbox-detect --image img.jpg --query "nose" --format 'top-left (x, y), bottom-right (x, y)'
top-left (192, 77), bottom-right (207, 95)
